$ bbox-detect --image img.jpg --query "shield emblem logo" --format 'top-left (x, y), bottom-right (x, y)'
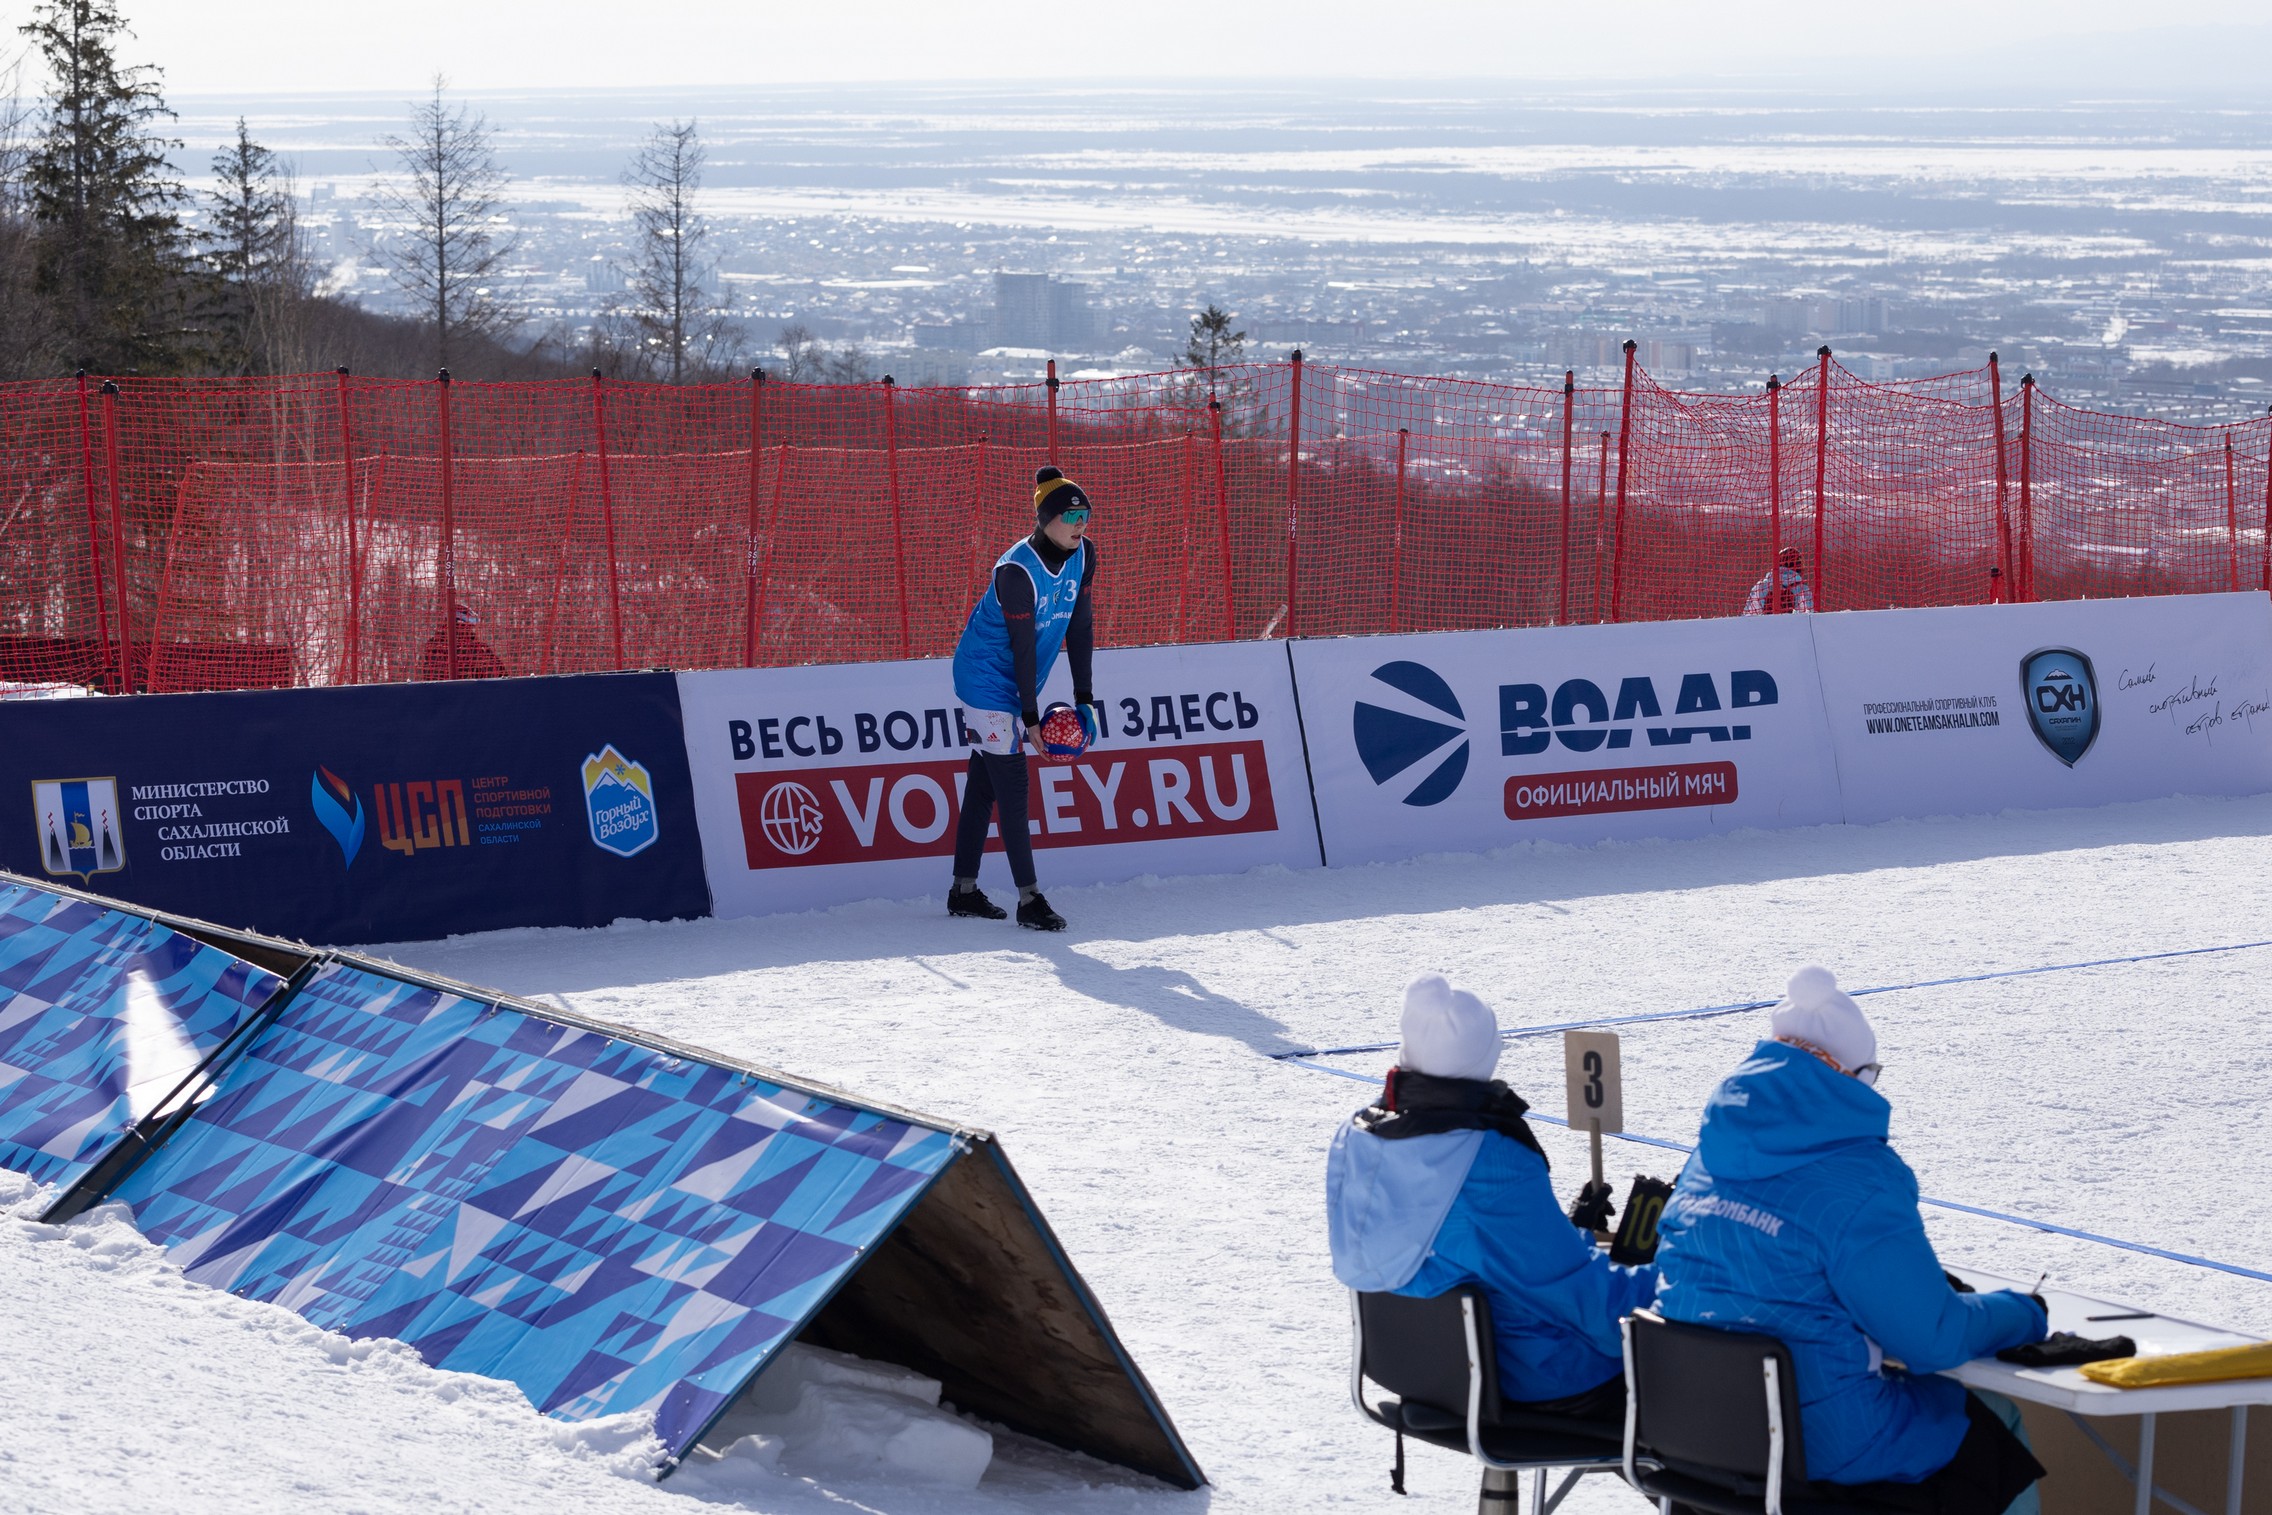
top-left (2020, 647), bottom-right (2100, 767)
top-left (31, 777), bottom-right (126, 881)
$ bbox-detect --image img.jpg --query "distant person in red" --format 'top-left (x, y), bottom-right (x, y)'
top-left (414, 603), bottom-right (507, 681)
top-left (1743, 546), bottom-right (1815, 615)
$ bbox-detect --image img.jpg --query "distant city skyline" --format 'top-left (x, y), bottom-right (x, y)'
top-left (121, 4), bottom-right (2272, 94)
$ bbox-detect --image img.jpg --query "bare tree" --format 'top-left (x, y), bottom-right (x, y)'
top-left (620, 119), bottom-right (731, 383)
top-left (775, 320), bottom-right (818, 381)
top-left (367, 76), bottom-right (518, 372)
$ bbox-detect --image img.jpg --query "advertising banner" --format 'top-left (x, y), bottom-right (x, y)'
top-left (1292, 618), bottom-right (1845, 865)
top-left (1809, 593), bottom-right (2272, 824)
top-left (679, 641), bottom-right (1320, 917)
top-left (0, 673), bottom-right (710, 944)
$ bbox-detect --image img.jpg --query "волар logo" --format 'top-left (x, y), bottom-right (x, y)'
top-left (2020, 647), bottom-right (2100, 767)
top-left (1352, 661), bottom-right (1470, 807)
top-left (31, 777), bottom-right (124, 881)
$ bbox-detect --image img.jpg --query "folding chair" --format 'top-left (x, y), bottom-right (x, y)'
top-left (1622, 1307), bottom-right (1871, 1515)
top-left (1350, 1287), bottom-right (1625, 1513)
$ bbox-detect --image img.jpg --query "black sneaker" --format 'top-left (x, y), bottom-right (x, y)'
top-left (947, 886), bottom-right (1006, 921)
top-left (1016, 892), bottom-right (1066, 932)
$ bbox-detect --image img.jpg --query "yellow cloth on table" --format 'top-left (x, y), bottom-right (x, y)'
top-left (2078, 1342), bottom-right (2272, 1388)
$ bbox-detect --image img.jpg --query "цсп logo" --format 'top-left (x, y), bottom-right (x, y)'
top-left (1353, 661), bottom-right (1469, 806)
top-left (2020, 647), bottom-right (2100, 767)
top-left (32, 777), bottom-right (124, 881)
top-left (310, 767), bottom-right (366, 867)
top-left (759, 780), bottom-right (826, 855)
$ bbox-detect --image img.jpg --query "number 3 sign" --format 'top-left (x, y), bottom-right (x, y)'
top-left (1563, 1030), bottom-right (1624, 1134)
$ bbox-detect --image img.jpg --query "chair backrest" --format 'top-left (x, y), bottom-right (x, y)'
top-left (1355, 1287), bottom-right (1502, 1424)
top-left (1624, 1309), bottom-right (1807, 1491)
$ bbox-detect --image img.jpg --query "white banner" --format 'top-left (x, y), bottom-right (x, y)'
top-left (679, 642), bottom-right (1320, 918)
top-left (1809, 593), bottom-right (2272, 824)
top-left (1291, 618), bottom-right (1846, 866)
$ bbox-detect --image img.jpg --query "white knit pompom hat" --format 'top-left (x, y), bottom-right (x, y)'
top-left (1769, 965), bottom-right (1877, 1075)
top-left (1397, 973), bottom-right (1501, 1080)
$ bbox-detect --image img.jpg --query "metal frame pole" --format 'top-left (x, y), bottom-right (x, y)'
top-left (883, 375), bottom-right (911, 657)
top-left (590, 370), bottom-right (627, 668)
top-left (1989, 352), bottom-right (2014, 599)
top-left (1212, 396), bottom-right (1234, 640)
top-left (437, 369), bottom-right (458, 680)
top-left (1557, 370), bottom-right (1574, 626)
top-left (1813, 345), bottom-right (1831, 611)
top-left (73, 371), bottom-right (115, 687)
top-left (1285, 349), bottom-right (1303, 638)
top-left (1768, 374), bottom-right (1784, 610)
top-left (335, 366), bottom-right (360, 683)
top-left (2019, 374), bottom-right (2037, 602)
top-left (99, 381), bottom-right (134, 690)
top-left (1045, 358), bottom-right (1059, 462)
top-left (745, 367), bottom-right (764, 666)
top-left (1392, 427), bottom-right (1409, 634)
top-left (1609, 341), bottom-right (1637, 623)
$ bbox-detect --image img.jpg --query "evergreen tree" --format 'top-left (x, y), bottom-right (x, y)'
top-left (205, 117), bottom-right (309, 374)
top-left (21, 0), bottom-right (190, 373)
top-left (1179, 303), bottom-right (1245, 381)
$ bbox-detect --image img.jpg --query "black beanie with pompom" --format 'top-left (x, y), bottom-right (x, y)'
top-left (1033, 465), bottom-right (1091, 522)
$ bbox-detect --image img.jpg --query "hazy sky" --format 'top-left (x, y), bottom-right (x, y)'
top-left (122, 1), bottom-right (2272, 94)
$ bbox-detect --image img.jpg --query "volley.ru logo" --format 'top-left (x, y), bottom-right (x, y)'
top-left (1352, 661), bottom-right (1470, 806)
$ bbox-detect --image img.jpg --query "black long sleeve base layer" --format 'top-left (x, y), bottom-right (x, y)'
top-left (952, 750), bottom-right (1036, 890)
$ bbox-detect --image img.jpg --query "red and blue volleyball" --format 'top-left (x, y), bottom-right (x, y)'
top-left (1037, 702), bottom-right (1090, 764)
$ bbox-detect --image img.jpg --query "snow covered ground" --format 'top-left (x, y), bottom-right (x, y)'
top-left (6, 793), bottom-right (2272, 1513)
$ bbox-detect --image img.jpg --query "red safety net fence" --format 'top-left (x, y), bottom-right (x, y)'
top-left (1, 356), bottom-right (2266, 693)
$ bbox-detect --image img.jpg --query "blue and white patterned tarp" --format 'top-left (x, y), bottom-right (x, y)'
top-left (0, 880), bottom-right (284, 1186)
top-left (113, 961), bottom-right (963, 1458)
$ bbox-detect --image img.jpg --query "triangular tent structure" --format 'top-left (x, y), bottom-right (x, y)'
top-left (0, 878), bottom-right (290, 1188)
top-left (0, 872), bottom-right (1202, 1488)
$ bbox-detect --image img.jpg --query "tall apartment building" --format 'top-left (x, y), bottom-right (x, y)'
top-left (991, 272), bottom-right (1094, 351)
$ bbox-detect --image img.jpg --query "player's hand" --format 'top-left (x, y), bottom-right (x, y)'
top-left (1078, 701), bottom-right (1105, 746)
top-left (1024, 723), bottom-right (1046, 752)
top-left (1567, 1179), bottom-right (1615, 1232)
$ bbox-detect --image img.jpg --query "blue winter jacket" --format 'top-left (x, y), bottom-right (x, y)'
top-left (1328, 1121), bottom-right (1658, 1403)
top-left (1652, 1041), bottom-right (2046, 1485)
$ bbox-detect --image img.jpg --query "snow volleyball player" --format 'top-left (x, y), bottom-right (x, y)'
top-left (946, 466), bottom-right (1104, 931)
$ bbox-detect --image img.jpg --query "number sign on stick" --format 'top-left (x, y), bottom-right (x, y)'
top-left (1563, 1030), bottom-right (1624, 1133)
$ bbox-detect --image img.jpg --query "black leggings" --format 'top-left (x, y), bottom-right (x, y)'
top-left (951, 749), bottom-right (1034, 889)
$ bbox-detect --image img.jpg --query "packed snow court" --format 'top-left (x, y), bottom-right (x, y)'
top-left (1, 792), bottom-right (2268, 1512)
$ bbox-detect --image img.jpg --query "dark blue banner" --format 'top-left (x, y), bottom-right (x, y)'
top-left (0, 673), bottom-right (710, 943)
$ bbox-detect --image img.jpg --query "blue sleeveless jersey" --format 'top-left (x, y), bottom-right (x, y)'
top-left (952, 538), bottom-right (1087, 713)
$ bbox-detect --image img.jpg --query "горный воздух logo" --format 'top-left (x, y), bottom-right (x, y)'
top-left (310, 766), bottom-right (366, 866)
top-left (759, 780), bottom-right (826, 856)
top-left (32, 776), bottom-right (124, 881)
top-left (583, 745), bottom-right (661, 858)
top-left (2021, 647), bottom-right (2100, 767)
top-left (1353, 661), bottom-right (1469, 806)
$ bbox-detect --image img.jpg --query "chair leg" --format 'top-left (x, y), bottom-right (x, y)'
top-left (1478, 1467), bottom-right (1521, 1512)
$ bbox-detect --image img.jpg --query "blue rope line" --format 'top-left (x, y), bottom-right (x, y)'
top-left (1280, 1057), bottom-right (2272, 1286)
top-left (1271, 938), bottom-right (2272, 1061)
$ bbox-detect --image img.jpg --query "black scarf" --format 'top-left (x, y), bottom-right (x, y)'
top-left (1352, 1068), bottom-right (1549, 1165)
top-left (1028, 527), bottom-right (1078, 573)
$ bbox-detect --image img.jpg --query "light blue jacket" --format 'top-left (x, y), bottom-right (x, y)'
top-left (1328, 1121), bottom-right (1658, 1403)
top-left (1652, 1041), bottom-right (2046, 1485)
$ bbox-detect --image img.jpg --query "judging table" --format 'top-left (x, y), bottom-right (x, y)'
top-left (1946, 1267), bottom-right (2272, 1515)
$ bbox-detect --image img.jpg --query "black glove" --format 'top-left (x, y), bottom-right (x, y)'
top-left (1567, 1179), bottom-right (1615, 1232)
top-left (1943, 1270), bottom-right (1976, 1294)
top-left (1997, 1333), bottom-right (2134, 1369)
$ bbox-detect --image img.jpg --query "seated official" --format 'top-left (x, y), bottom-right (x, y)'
top-left (1653, 966), bottom-right (2049, 1512)
top-left (1327, 974), bottom-right (1658, 1417)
